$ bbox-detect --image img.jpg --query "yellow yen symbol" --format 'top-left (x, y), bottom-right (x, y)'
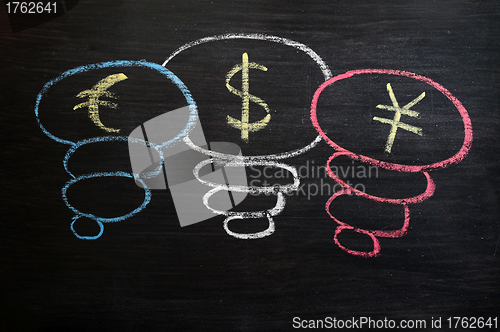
top-left (373, 83), bottom-right (425, 154)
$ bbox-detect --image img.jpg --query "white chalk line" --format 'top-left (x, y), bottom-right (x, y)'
top-left (165, 34), bottom-right (333, 239)
top-left (192, 152), bottom-right (295, 240)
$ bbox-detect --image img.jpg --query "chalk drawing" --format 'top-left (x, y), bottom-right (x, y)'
top-left (310, 69), bottom-right (472, 257)
top-left (73, 73), bottom-right (128, 133)
top-left (184, 136), bottom-right (299, 239)
top-left (163, 33), bottom-right (333, 159)
top-left (128, 108), bottom-right (248, 227)
top-left (63, 171), bottom-right (151, 240)
top-left (163, 34), bottom-right (332, 239)
top-left (33, 44), bottom-right (472, 253)
top-left (34, 60), bottom-right (198, 239)
top-left (311, 69), bottom-right (473, 173)
top-left (226, 52), bottom-right (271, 142)
top-left (373, 83), bottom-right (424, 154)
top-left (35, 60), bottom-right (198, 149)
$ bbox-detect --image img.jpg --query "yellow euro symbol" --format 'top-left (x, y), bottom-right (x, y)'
top-left (73, 73), bottom-right (128, 133)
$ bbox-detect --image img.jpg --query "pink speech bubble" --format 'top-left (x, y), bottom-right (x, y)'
top-left (310, 69), bottom-right (473, 257)
top-left (310, 69), bottom-right (473, 173)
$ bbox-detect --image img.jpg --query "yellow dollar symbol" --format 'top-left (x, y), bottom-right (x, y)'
top-left (226, 53), bottom-right (271, 143)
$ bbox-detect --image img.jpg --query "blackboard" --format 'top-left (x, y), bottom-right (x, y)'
top-left (1, 1), bottom-right (499, 331)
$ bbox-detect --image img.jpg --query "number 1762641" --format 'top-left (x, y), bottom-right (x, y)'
top-left (5, 2), bottom-right (57, 14)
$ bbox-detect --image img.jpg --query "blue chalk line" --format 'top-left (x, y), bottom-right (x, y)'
top-left (35, 60), bottom-right (198, 239)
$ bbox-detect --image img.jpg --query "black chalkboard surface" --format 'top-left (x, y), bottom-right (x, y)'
top-left (1, 1), bottom-right (499, 331)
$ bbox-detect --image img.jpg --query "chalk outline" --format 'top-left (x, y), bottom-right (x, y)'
top-left (63, 172), bottom-right (151, 239)
top-left (35, 60), bottom-right (198, 149)
top-left (34, 60), bottom-right (198, 239)
top-left (310, 69), bottom-right (472, 256)
top-left (186, 138), bottom-right (299, 239)
top-left (163, 33), bottom-right (333, 160)
top-left (163, 34), bottom-right (333, 239)
top-left (326, 153), bottom-right (434, 257)
top-left (310, 68), bottom-right (473, 172)
top-left (327, 151), bottom-right (436, 204)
